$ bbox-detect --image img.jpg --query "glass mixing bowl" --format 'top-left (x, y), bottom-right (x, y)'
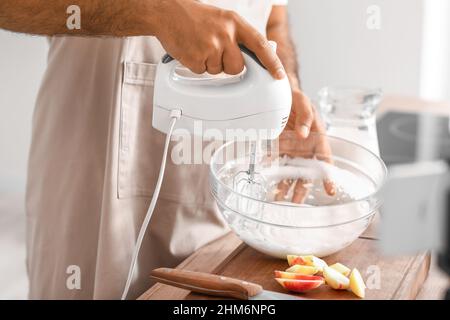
top-left (209, 133), bottom-right (387, 258)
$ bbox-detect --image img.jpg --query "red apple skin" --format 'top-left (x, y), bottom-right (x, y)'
top-left (291, 257), bottom-right (307, 265)
top-left (274, 270), bottom-right (324, 281)
top-left (276, 278), bottom-right (324, 293)
top-left (288, 255), bottom-right (310, 266)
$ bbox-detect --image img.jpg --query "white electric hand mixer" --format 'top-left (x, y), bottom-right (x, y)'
top-left (121, 44), bottom-right (292, 299)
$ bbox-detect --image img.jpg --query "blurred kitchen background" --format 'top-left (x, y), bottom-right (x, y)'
top-left (0, 0), bottom-right (449, 299)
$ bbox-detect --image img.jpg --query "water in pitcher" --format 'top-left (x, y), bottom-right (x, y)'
top-left (317, 87), bottom-right (382, 155)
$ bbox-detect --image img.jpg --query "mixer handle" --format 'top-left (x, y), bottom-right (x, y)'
top-left (161, 44), bottom-right (266, 70)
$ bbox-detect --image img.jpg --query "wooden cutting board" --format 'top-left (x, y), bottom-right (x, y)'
top-left (139, 214), bottom-right (432, 300)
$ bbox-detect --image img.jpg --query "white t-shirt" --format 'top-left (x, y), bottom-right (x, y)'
top-left (201, 0), bottom-right (288, 35)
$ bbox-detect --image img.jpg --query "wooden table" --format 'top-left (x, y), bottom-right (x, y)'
top-left (139, 95), bottom-right (450, 300)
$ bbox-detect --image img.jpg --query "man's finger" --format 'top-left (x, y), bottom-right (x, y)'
top-left (323, 179), bottom-right (336, 196)
top-left (206, 53), bottom-right (224, 75)
top-left (186, 58), bottom-right (207, 74)
top-left (275, 179), bottom-right (291, 202)
top-left (316, 145), bottom-right (337, 196)
top-left (235, 18), bottom-right (285, 79)
top-left (222, 45), bottom-right (245, 75)
top-left (310, 117), bottom-right (336, 196)
top-left (312, 117), bottom-right (333, 164)
top-left (292, 179), bottom-right (310, 204)
top-left (294, 91), bottom-right (314, 139)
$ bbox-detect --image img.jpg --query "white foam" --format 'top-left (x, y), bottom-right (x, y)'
top-left (222, 157), bottom-right (376, 257)
top-left (259, 156), bottom-right (375, 205)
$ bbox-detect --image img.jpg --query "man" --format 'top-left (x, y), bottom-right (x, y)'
top-left (0, 0), bottom-right (332, 299)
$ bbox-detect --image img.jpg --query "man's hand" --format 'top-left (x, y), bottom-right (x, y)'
top-left (0, 0), bottom-right (285, 79)
top-left (156, 0), bottom-right (286, 78)
top-left (287, 78), bottom-right (314, 139)
top-left (267, 6), bottom-right (335, 203)
top-left (275, 101), bottom-right (336, 204)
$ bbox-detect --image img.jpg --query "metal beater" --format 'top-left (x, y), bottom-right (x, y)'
top-left (233, 141), bottom-right (268, 201)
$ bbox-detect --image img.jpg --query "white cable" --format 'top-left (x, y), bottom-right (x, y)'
top-left (121, 110), bottom-right (181, 300)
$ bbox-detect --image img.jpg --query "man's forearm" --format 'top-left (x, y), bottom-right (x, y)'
top-left (267, 6), bottom-right (300, 89)
top-left (0, 0), bottom-right (165, 36)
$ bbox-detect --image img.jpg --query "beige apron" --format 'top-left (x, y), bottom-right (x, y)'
top-left (26, 0), bottom-right (285, 299)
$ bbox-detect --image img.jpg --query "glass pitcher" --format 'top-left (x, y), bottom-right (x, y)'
top-left (317, 86), bottom-right (382, 155)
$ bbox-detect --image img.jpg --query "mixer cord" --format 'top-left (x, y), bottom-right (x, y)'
top-left (121, 109), bottom-right (182, 300)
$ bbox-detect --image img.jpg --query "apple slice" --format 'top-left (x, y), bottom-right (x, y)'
top-left (323, 266), bottom-right (350, 290)
top-left (276, 278), bottom-right (324, 293)
top-left (287, 255), bottom-right (328, 271)
top-left (287, 255), bottom-right (314, 266)
top-left (311, 256), bottom-right (328, 272)
top-left (274, 270), bottom-right (324, 281)
top-left (329, 263), bottom-right (351, 277)
top-left (285, 264), bottom-right (319, 275)
top-left (349, 268), bottom-right (366, 298)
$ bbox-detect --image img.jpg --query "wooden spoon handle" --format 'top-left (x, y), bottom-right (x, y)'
top-left (151, 268), bottom-right (263, 300)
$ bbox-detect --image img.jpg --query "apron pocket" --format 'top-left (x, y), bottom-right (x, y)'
top-left (118, 61), bottom-right (214, 206)
top-left (118, 61), bottom-right (162, 199)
